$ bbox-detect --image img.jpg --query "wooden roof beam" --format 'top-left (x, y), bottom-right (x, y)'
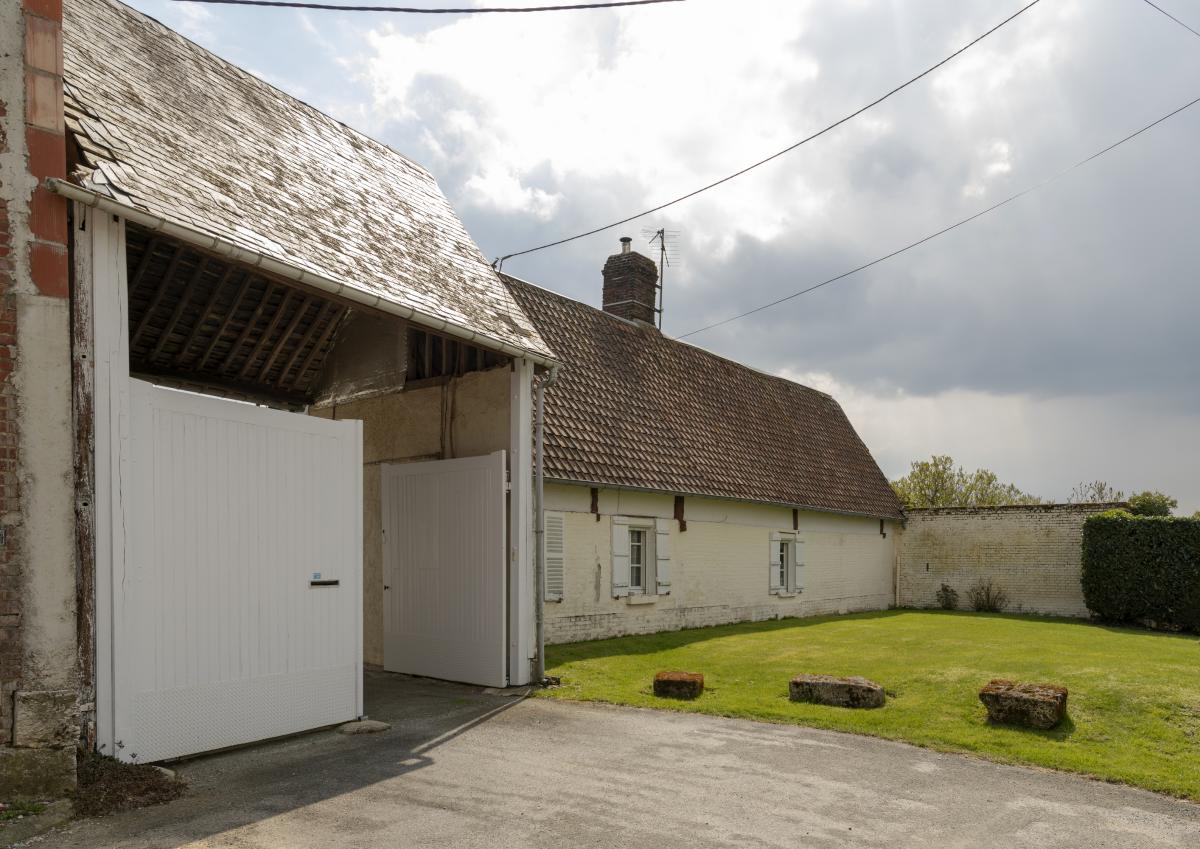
top-left (174, 263), bottom-right (235, 368)
top-left (235, 288), bottom-right (293, 380)
top-left (148, 256), bottom-right (210, 364)
top-left (197, 273), bottom-right (254, 371)
top-left (256, 296), bottom-right (312, 384)
top-left (129, 243), bottom-right (184, 350)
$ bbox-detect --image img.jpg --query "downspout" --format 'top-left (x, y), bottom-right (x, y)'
top-left (532, 365), bottom-right (559, 684)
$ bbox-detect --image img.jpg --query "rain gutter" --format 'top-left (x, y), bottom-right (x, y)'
top-left (48, 178), bottom-right (560, 369)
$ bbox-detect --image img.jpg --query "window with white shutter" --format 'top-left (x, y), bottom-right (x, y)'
top-left (654, 517), bottom-right (671, 595)
top-left (769, 531), bottom-right (784, 592)
top-left (769, 531), bottom-right (799, 595)
top-left (611, 516), bottom-right (631, 597)
top-left (613, 516), bottom-right (659, 598)
top-left (792, 537), bottom-right (806, 593)
top-left (629, 528), bottom-right (648, 593)
top-left (544, 512), bottom-right (565, 601)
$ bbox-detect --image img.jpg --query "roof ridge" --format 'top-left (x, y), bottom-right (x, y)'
top-left (94, 0), bottom-right (433, 179)
top-left (500, 271), bottom-right (836, 401)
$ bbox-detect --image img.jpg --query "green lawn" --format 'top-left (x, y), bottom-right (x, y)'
top-left (541, 610), bottom-right (1200, 800)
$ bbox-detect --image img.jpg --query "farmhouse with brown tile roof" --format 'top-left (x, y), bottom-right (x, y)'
top-left (503, 240), bottom-right (903, 644)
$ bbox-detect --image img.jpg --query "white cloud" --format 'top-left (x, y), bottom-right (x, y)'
top-left (963, 138), bottom-right (1013, 197)
top-left (356, 1), bottom-right (825, 233)
top-left (930, 1), bottom-right (1076, 121)
top-left (171, 3), bottom-right (215, 42)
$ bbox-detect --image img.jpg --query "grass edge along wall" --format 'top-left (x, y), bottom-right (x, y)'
top-left (542, 483), bottom-right (899, 644)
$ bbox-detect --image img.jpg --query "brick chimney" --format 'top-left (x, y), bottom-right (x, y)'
top-left (602, 237), bottom-right (658, 326)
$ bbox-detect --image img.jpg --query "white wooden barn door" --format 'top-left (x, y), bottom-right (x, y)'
top-left (111, 379), bottom-right (363, 763)
top-left (381, 452), bottom-right (508, 687)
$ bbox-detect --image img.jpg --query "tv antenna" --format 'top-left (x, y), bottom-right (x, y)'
top-left (640, 228), bottom-right (681, 329)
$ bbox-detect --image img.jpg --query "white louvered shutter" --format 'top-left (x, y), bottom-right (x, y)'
top-left (792, 538), bottom-right (806, 593)
top-left (654, 517), bottom-right (671, 595)
top-left (611, 517), bottom-right (631, 597)
top-left (769, 532), bottom-right (783, 592)
top-left (544, 512), bottom-right (565, 601)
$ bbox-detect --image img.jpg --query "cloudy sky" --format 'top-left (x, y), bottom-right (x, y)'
top-left (128, 0), bottom-right (1200, 512)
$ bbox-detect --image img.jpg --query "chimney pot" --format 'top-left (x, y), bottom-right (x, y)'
top-left (620, 236), bottom-right (632, 254)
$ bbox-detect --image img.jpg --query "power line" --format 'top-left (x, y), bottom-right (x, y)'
top-left (493, 0), bottom-right (1045, 267)
top-left (169, 0), bottom-right (683, 12)
top-left (676, 92), bottom-right (1200, 340)
top-left (1140, 0), bottom-right (1200, 40)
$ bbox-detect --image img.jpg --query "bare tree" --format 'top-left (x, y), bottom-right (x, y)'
top-left (1067, 480), bottom-right (1124, 504)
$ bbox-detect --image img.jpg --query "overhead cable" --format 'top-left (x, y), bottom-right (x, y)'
top-left (1139, 0), bottom-right (1200, 40)
top-left (169, 0), bottom-right (683, 13)
top-left (676, 93), bottom-right (1200, 340)
top-left (493, 0), bottom-right (1045, 267)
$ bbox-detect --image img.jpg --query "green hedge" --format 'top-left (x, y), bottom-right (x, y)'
top-left (1081, 511), bottom-right (1200, 631)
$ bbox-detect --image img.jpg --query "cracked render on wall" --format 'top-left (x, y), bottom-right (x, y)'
top-left (0, 0), bottom-right (80, 798)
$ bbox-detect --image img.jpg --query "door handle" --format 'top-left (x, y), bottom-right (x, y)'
top-left (384, 585), bottom-right (391, 590)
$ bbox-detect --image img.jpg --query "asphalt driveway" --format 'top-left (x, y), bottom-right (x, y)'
top-left (30, 670), bottom-right (1200, 848)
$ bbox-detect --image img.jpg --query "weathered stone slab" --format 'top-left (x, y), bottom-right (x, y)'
top-left (338, 719), bottom-right (392, 735)
top-left (979, 679), bottom-right (1067, 730)
top-left (653, 671), bottom-right (704, 700)
top-left (12, 690), bottom-right (78, 748)
top-left (789, 674), bottom-right (885, 709)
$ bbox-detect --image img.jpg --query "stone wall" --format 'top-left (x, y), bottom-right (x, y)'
top-left (897, 504), bottom-right (1120, 618)
top-left (1, 0), bottom-right (79, 797)
top-left (543, 484), bottom-right (897, 644)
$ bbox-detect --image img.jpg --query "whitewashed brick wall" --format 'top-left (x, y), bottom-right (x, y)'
top-left (542, 484), bottom-right (898, 644)
top-left (897, 504), bottom-right (1118, 617)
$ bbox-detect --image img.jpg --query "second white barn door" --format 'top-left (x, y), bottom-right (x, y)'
top-left (381, 452), bottom-right (508, 687)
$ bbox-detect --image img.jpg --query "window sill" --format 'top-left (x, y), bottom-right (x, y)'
top-left (625, 594), bottom-right (657, 606)
top-left (773, 591), bottom-right (798, 599)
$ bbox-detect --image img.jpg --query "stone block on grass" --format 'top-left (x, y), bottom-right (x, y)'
top-left (979, 679), bottom-right (1067, 730)
top-left (789, 674), bottom-right (885, 709)
top-left (653, 671), bottom-right (704, 700)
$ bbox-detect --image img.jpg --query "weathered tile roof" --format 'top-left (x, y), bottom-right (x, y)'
top-left (61, 0), bottom-right (551, 360)
top-left (505, 276), bottom-right (904, 519)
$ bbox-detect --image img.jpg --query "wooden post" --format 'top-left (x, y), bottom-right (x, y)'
top-left (70, 202), bottom-right (96, 748)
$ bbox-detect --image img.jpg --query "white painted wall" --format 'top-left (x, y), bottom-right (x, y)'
top-left (542, 484), bottom-right (897, 644)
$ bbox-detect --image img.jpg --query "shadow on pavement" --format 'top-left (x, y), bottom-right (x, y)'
top-left (43, 669), bottom-right (522, 849)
